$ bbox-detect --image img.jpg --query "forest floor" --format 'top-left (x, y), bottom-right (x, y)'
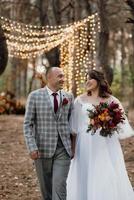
top-left (0, 114), bottom-right (134, 200)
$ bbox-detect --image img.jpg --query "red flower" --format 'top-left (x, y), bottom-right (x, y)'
top-left (109, 101), bottom-right (119, 109)
top-left (0, 106), bottom-right (5, 114)
top-left (62, 98), bottom-right (68, 106)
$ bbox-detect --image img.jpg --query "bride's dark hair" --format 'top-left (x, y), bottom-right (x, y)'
top-left (86, 69), bottom-right (112, 98)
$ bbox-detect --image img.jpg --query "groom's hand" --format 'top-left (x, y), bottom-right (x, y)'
top-left (70, 134), bottom-right (76, 159)
top-left (30, 150), bottom-right (40, 160)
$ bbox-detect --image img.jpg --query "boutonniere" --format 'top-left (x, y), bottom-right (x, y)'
top-left (62, 97), bottom-right (69, 106)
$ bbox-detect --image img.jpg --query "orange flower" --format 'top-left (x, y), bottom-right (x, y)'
top-left (98, 111), bottom-right (110, 121)
top-left (0, 107), bottom-right (5, 114)
top-left (98, 114), bottom-right (105, 121)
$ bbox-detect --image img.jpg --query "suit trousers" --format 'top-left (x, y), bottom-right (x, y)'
top-left (34, 135), bottom-right (71, 200)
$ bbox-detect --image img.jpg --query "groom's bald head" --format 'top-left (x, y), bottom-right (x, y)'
top-left (46, 67), bottom-right (62, 78)
top-left (46, 67), bottom-right (64, 91)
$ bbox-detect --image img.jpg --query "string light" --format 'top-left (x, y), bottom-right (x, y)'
top-left (0, 13), bottom-right (100, 95)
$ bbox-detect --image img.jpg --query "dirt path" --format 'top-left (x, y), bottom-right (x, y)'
top-left (0, 115), bottom-right (40, 200)
top-left (0, 115), bottom-right (134, 200)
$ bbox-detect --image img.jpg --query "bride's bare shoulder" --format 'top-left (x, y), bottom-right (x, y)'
top-left (75, 93), bottom-right (91, 105)
top-left (76, 93), bottom-right (87, 102)
top-left (108, 95), bottom-right (120, 103)
top-left (78, 93), bottom-right (87, 99)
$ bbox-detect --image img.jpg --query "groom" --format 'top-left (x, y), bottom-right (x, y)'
top-left (23, 67), bottom-right (74, 200)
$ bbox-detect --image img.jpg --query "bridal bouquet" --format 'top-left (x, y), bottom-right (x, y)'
top-left (87, 101), bottom-right (125, 137)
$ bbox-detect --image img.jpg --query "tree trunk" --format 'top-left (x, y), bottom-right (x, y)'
top-left (129, 26), bottom-right (134, 107)
top-left (126, 0), bottom-right (134, 106)
top-left (0, 24), bottom-right (8, 75)
top-left (28, 60), bottom-right (36, 94)
top-left (97, 0), bottom-right (113, 85)
top-left (16, 60), bottom-right (21, 99)
top-left (120, 28), bottom-right (126, 96)
top-left (10, 58), bottom-right (18, 94)
top-left (23, 63), bottom-right (28, 97)
top-left (128, 54), bottom-right (134, 107)
top-left (38, 0), bottom-right (60, 67)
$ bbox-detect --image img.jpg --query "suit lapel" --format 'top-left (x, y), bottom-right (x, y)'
top-left (43, 87), bottom-right (58, 120)
top-left (57, 90), bottom-right (67, 121)
top-left (56, 91), bottom-right (63, 120)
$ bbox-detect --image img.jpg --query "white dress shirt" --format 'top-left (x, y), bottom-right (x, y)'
top-left (46, 86), bottom-right (61, 110)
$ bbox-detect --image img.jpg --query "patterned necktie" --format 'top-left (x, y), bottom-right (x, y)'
top-left (52, 93), bottom-right (58, 113)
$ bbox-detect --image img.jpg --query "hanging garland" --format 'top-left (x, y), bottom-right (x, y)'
top-left (0, 13), bottom-right (100, 95)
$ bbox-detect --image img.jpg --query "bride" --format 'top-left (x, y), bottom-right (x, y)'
top-left (67, 69), bottom-right (134, 200)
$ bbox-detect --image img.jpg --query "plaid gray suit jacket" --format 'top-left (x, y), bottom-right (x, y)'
top-left (23, 87), bottom-right (74, 158)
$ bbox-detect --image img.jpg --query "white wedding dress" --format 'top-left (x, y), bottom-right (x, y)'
top-left (67, 95), bottom-right (134, 200)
